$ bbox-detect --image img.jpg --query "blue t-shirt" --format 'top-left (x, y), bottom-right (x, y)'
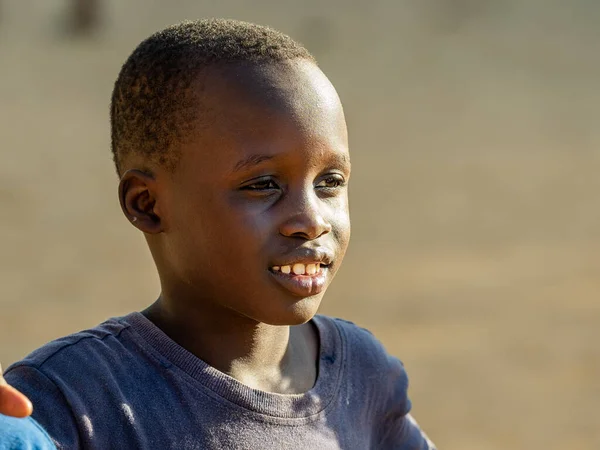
top-left (0, 415), bottom-right (55, 450)
top-left (5, 313), bottom-right (435, 449)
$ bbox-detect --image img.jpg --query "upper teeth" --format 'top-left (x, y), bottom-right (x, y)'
top-left (272, 263), bottom-right (321, 275)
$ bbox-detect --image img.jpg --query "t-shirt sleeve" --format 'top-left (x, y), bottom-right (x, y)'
top-left (378, 356), bottom-right (437, 450)
top-left (0, 415), bottom-right (56, 450)
top-left (4, 365), bottom-right (80, 450)
top-left (336, 318), bottom-right (436, 450)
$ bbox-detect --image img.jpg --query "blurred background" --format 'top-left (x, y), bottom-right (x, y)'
top-left (1, 1), bottom-right (599, 448)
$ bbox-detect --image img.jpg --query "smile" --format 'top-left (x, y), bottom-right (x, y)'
top-left (271, 263), bottom-right (323, 275)
top-left (269, 262), bottom-right (329, 297)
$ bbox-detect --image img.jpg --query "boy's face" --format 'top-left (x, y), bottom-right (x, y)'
top-left (148, 60), bottom-right (350, 326)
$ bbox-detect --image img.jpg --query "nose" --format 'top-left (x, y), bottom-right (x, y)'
top-left (279, 190), bottom-right (332, 240)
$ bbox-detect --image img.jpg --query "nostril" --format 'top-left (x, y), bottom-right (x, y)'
top-left (279, 213), bottom-right (332, 240)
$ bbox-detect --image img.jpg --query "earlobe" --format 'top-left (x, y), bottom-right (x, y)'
top-left (118, 169), bottom-right (163, 234)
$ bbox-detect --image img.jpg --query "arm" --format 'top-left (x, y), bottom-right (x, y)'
top-left (380, 412), bottom-right (437, 450)
top-left (378, 356), bottom-right (436, 450)
top-left (332, 319), bottom-right (436, 449)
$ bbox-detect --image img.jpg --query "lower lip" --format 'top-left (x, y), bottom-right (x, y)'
top-left (269, 268), bottom-right (329, 297)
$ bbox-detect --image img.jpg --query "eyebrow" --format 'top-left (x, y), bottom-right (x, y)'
top-left (330, 152), bottom-right (351, 169)
top-left (231, 154), bottom-right (275, 173)
top-left (231, 150), bottom-right (351, 174)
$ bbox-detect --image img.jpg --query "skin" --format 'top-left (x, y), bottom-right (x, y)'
top-left (119, 59), bottom-right (351, 394)
top-left (0, 364), bottom-right (32, 417)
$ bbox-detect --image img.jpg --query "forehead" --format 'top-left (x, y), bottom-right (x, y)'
top-left (180, 60), bottom-right (349, 174)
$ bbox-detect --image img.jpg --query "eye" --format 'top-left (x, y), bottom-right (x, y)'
top-left (316, 174), bottom-right (346, 189)
top-left (241, 177), bottom-right (280, 192)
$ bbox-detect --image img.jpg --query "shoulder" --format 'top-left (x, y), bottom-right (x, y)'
top-left (318, 315), bottom-right (407, 373)
top-left (4, 314), bottom-right (138, 418)
top-left (3, 314), bottom-right (144, 449)
top-left (0, 415), bottom-right (56, 450)
top-left (315, 315), bottom-right (410, 411)
top-left (317, 317), bottom-right (435, 448)
top-left (6, 315), bottom-right (132, 374)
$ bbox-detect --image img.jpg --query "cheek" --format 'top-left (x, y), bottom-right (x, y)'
top-left (333, 219), bottom-right (351, 261)
top-left (197, 200), bottom-right (273, 266)
top-left (330, 196), bottom-right (351, 248)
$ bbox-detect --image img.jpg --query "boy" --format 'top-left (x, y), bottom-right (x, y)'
top-left (3, 19), bottom-right (435, 449)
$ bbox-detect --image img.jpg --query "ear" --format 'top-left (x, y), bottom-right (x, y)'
top-left (118, 169), bottom-right (164, 234)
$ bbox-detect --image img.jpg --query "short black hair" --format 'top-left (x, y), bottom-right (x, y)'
top-left (110, 19), bottom-right (315, 175)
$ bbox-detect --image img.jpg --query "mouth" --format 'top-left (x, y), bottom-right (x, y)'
top-left (270, 262), bottom-right (328, 276)
top-left (268, 261), bottom-right (331, 297)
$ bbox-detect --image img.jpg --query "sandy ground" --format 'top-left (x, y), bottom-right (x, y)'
top-left (1, 1), bottom-right (599, 449)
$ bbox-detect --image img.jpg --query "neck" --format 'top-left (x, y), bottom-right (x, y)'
top-left (143, 293), bottom-right (317, 394)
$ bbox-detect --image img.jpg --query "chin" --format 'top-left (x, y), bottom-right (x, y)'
top-left (262, 295), bottom-right (323, 326)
